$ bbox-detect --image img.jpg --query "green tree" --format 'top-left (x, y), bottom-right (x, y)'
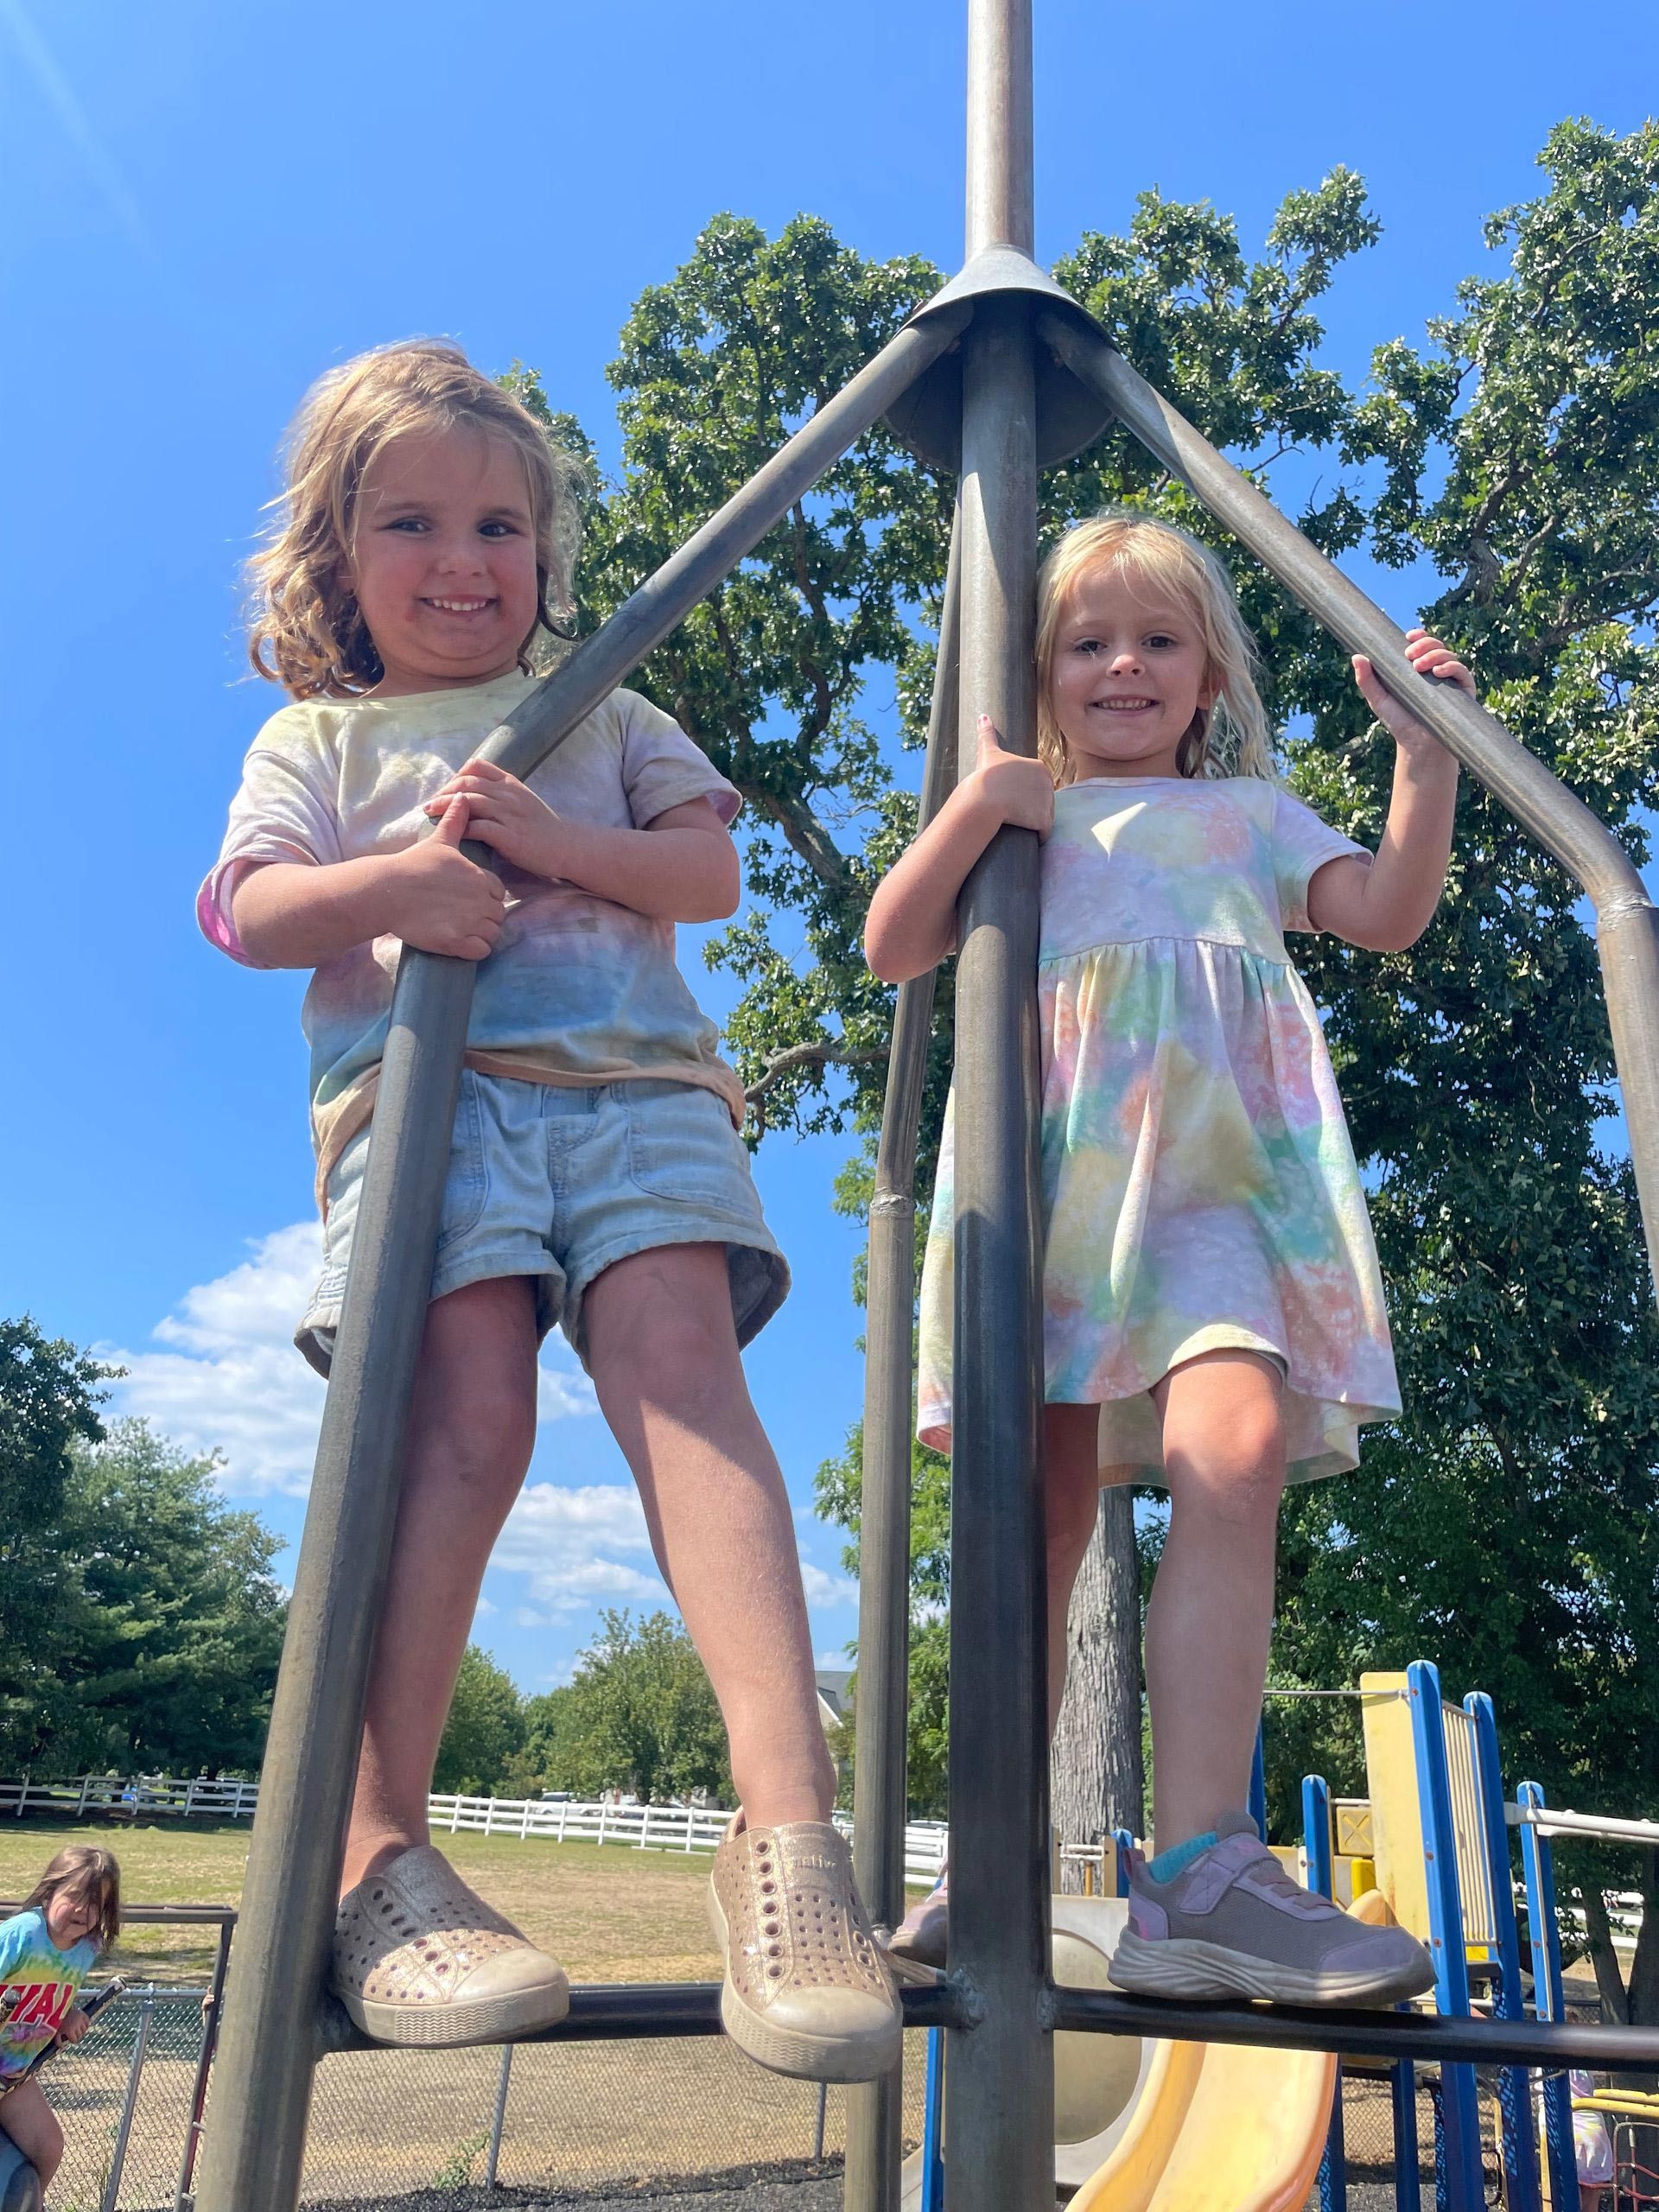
top-left (434, 1644), bottom-right (527, 1796)
top-left (1269, 118), bottom-right (1659, 2022)
top-left (46, 1421), bottom-right (287, 1777)
top-left (0, 1319), bottom-right (112, 1771)
top-left (513, 126), bottom-right (1659, 1967)
top-left (521, 1611), bottom-right (733, 1805)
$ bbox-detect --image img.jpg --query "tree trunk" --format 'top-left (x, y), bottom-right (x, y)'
top-left (1580, 1883), bottom-right (1631, 2024)
top-left (1051, 1487), bottom-right (1144, 1890)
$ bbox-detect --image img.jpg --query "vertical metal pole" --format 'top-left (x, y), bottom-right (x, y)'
top-left (1249, 1721), bottom-right (1268, 1842)
top-left (1407, 1662), bottom-right (1484, 2211)
top-left (1465, 1696), bottom-right (1541, 2212)
top-left (1517, 1783), bottom-right (1577, 2212)
top-left (101, 1993), bottom-right (153, 2212)
top-left (1391, 2060), bottom-right (1424, 2212)
top-left (920, 2029), bottom-right (946, 2212)
top-left (484, 2043), bottom-right (513, 2190)
top-left (845, 518), bottom-right (962, 2212)
top-left (945, 6), bottom-right (1050, 2207)
top-left (175, 1917), bottom-right (234, 2210)
top-left (1303, 1776), bottom-right (1349, 2212)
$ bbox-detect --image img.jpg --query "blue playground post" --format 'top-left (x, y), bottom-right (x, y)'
top-left (1407, 1660), bottom-right (1485, 2211)
top-left (1391, 2050), bottom-right (1425, 2212)
top-left (1110, 1827), bottom-right (1135, 1897)
top-left (1517, 1780), bottom-right (1577, 2212)
top-left (920, 2024), bottom-right (946, 2212)
top-left (1465, 1694), bottom-right (1542, 2212)
top-left (1303, 1773), bottom-right (1348, 2212)
top-left (1249, 1721), bottom-right (1268, 1843)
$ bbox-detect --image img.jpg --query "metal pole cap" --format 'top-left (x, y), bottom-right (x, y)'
top-left (883, 245), bottom-right (1114, 473)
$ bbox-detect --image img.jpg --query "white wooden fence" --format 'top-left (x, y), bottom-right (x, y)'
top-left (0, 1775), bottom-right (950, 1886)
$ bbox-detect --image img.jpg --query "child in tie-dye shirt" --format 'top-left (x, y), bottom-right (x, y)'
top-left (0, 1847), bottom-right (120, 2193)
top-left (868, 512), bottom-right (1474, 2005)
top-left (201, 342), bottom-right (899, 2083)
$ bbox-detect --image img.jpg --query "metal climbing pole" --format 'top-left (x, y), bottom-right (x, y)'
top-left (939, 3), bottom-right (1055, 2207)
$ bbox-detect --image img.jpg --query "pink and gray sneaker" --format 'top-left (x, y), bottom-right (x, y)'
top-left (1109, 1814), bottom-right (1434, 2006)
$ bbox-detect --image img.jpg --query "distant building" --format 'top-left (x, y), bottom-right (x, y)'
top-left (815, 1669), bottom-right (853, 1738)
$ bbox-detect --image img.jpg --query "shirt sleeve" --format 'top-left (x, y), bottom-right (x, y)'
top-left (1271, 786), bottom-right (1370, 933)
top-left (0, 1912), bottom-right (33, 1980)
top-left (616, 691), bottom-right (742, 830)
top-left (196, 709), bottom-right (346, 966)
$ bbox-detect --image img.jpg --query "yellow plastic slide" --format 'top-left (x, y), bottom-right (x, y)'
top-left (1065, 2032), bottom-right (1335, 2212)
top-left (1053, 1891), bottom-right (1353, 2212)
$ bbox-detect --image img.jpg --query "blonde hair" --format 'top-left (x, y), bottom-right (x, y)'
top-left (25, 1845), bottom-right (122, 1954)
top-left (246, 340), bottom-right (586, 700)
top-left (1035, 512), bottom-right (1276, 785)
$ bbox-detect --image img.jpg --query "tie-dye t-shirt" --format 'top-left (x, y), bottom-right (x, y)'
top-left (0, 1909), bottom-right (95, 2082)
top-left (199, 673), bottom-right (747, 1205)
top-left (917, 773), bottom-right (1402, 1484)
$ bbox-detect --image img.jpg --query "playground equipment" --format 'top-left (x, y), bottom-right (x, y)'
top-left (191, 4), bottom-right (1659, 2210)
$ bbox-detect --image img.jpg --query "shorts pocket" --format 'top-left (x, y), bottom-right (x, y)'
top-left (435, 1070), bottom-right (491, 1249)
top-left (626, 1079), bottom-right (752, 1208)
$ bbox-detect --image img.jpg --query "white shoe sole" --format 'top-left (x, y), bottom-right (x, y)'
top-left (1108, 1929), bottom-right (1433, 2007)
top-left (337, 1971), bottom-right (570, 2049)
top-left (707, 1882), bottom-right (902, 2083)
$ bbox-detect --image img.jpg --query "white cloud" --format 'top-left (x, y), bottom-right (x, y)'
top-left (816, 1648), bottom-right (854, 1670)
top-left (489, 1480), bottom-right (661, 1616)
top-left (104, 1223), bottom-right (328, 1497)
top-left (104, 1223), bottom-right (594, 1500)
top-left (801, 1562), bottom-right (858, 1608)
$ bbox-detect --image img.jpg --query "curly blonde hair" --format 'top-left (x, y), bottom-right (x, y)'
top-left (1035, 512), bottom-right (1276, 785)
top-left (246, 340), bottom-right (587, 700)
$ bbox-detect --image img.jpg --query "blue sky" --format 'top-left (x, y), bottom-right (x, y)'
top-left (3, 0), bottom-right (1654, 1695)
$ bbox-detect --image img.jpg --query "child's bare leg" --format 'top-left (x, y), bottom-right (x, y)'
top-left (341, 1275), bottom-right (538, 1896)
top-left (1043, 1404), bottom-right (1110, 1737)
top-left (0, 2081), bottom-right (64, 2183)
top-left (1141, 1350), bottom-right (1286, 1850)
top-left (582, 1243), bottom-right (833, 1827)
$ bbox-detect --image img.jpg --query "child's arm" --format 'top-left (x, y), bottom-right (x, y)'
top-left (422, 760), bottom-right (740, 923)
top-left (231, 798), bottom-right (508, 968)
top-left (865, 717), bottom-right (1055, 983)
top-left (1306, 630), bottom-right (1471, 955)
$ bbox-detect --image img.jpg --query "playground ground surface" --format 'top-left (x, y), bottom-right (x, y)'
top-left (0, 1819), bottom-right (725, 1986)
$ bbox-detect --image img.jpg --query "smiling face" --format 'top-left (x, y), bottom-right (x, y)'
top-left (344, 424), bottom-right (542, 696)
top-left (1046, 562), bottom-right (1216, 781)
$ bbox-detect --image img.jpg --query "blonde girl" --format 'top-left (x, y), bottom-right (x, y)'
top-left (0, 1847), bottom-right (121, 2193)
top-left (200, 341), bottom-right (899, 2082)
top-left (868, 512), bottom-right (1471, 2003)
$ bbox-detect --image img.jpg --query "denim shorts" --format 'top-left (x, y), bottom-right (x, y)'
top-left (296, 1071), bottom-right (789, 1377)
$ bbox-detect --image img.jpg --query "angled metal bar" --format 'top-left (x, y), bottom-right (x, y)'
top-left (844, 509), bottom-right (962, 2212)
top-left (1037, 308), bottom-right (1659, 1295)
top-left (944, 12), bottom-right (1052, 2209)
top-left (194, 299), bottom-right (971, 2212)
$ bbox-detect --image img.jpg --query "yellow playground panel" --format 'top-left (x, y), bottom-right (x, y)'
top-left (1359, 1669), bottom-right (1498, 1969)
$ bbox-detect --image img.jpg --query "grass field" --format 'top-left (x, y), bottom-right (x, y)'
top-left (0, 1818), bottom-right (722, 1987)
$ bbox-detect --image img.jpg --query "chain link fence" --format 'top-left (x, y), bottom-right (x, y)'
top-left (35, 1976), bottom-right (930, 2211)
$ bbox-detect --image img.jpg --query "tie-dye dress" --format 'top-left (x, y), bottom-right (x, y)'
top-left (916, 774), bottom-right (1402, 1484)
